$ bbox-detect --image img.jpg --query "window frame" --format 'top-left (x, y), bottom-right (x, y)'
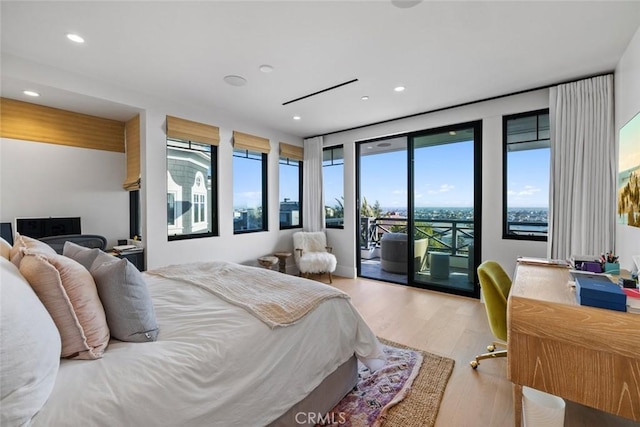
top-left (279, 157), bottom-right (303, 230)
top-left (502, 108), bottom-right (550, 242)
top-left (233, 149), bottom-right (268, 234)
top-left (323, 145), bottom-right (345, 229)
top-left (166, 138), bottom-right (218, 241)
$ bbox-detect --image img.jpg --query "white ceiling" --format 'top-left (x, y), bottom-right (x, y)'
top-left (2, 1), bottom-right (640, 138)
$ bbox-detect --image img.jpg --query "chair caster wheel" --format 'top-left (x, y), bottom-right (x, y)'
top-left (470, 360), bottom-right (479, 369)
top-left (487, 345), bottom-right (495, 352)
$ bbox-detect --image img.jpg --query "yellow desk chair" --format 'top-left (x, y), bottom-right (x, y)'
top-left (470, 260), bottom-right (512, 369)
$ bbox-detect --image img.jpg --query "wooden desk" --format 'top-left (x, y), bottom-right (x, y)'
top-left (507, 263), bottom-right (640, 426)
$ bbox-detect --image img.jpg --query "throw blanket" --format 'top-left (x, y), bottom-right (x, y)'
top-left (146, 261), bottom-right (349, 328)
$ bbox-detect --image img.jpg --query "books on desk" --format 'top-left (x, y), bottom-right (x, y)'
top-left (112, 244), bottom-right (143, 254)
top-left (574, 274), bottom-right (627, 312)
top-left (517, 257), bottom-right (570, 267)
top-left (624, 288), bottom-right (640, 314)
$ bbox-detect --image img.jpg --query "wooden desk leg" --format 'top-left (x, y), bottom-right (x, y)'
top-left (513, 383), bottom-right (523, 427)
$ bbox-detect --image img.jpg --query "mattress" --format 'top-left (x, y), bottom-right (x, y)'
top-left (31, 267), bottom-right (384, 426)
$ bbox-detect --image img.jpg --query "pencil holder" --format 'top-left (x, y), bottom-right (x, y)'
top-left (604, 262), bottom-right (620, 275)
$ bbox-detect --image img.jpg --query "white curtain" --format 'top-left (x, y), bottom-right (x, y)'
top-left (303, 136), bottom-right (325, 232)
top-left (548, 75), bottom-right (615, 259)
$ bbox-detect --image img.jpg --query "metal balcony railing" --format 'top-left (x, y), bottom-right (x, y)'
top-left (360, 217), bottom-right (475, 257)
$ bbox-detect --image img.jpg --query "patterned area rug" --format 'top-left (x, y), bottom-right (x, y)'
top-left (320, 338), bottom-right (454, 427)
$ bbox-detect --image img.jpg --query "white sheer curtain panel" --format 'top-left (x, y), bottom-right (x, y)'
top-left (303, 136), bottom-right (325, 232)
top-left (548, 75), bottom-right (615, 259)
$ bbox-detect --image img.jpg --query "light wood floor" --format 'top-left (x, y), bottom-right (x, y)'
top-left (328, 275), bottom-right (639, 427)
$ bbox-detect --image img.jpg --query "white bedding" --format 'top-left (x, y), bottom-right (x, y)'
top-left (32, 269), bottom-right (384, 427)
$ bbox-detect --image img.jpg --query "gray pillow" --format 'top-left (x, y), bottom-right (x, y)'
top-left (63, 241), bottom-right (100, 270)
top-left (91, 258), bottom-right (159, 342)
top-left (90, 249), bottom-right (118, 271)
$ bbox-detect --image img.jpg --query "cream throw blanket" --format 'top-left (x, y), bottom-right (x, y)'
top-left (146, 261), bottom-right (349, 328)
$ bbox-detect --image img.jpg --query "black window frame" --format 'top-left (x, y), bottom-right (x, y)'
top-left (279, 157), bottom-right (303, 230)
top-left (233, 148), bottom-right (268, 234)
top-left (129, 189), bottom-right (141, 239)
top-left (166, 138), bottom-right (218, 241)
top-left (323, 145), bottom-right (345, 229)
top-left (502, 109), bottom-right (550, 242)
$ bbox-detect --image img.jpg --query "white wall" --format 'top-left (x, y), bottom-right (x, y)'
top-left (615, 25), bottom-right (640, 273)
top-left (324, 89), bottom-right (550, 279)
top-left (0, 138), bottom-right (129, 248)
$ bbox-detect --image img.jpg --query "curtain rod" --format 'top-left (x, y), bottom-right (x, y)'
top-left (304, 71), bottom-right (614, 140)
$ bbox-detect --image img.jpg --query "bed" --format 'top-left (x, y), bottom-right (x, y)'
top-left (0, 235), bottom-right (385, 427)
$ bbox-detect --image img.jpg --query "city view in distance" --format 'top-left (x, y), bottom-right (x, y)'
top-left (360, 205), bottom-right (548, 225)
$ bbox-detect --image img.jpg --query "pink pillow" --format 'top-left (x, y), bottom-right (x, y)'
top-left (19, 252), bottom-right (110, 359)
top-left (10, 233), bottom-right (56, 268)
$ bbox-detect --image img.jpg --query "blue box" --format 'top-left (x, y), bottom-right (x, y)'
top-left (575, 275), bottom-right (627, 312)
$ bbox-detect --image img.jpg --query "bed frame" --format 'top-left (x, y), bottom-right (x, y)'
top-left (268, 356), bottom-right (358, 426)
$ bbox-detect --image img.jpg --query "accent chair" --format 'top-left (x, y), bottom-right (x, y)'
top-left (292, 231), bottom-right (337, 283)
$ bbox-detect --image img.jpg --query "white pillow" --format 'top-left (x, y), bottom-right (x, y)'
top-left (0, 257), bottom-right (61, 427)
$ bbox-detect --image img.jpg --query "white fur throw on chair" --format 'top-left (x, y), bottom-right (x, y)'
top-left (293, 232), bottom-right (337, 282)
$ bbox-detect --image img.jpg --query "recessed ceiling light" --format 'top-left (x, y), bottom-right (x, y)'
top-left (23, 90), bottom-right (40, 97)
top-left (259, 64), bottom-right (274, 73)
top-left (391, 0), bottom-right (423, 9)
top-left (223, 75), bottom-right (247, 87)
top-left (449, 131), bottom-right (457, 136)
top-left (293, 116), bottom-right (301, 121)
top-left (361, 96), bottom-right (369, 101)
top-left (394, 86), bottom-right (406, 92)
top-left (66, 33), bottom-right (85, 43)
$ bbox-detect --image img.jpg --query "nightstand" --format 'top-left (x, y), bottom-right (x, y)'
top-left (113, 249), bottom-right (145, 271)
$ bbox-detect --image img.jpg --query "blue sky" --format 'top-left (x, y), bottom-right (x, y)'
top-left (234, 157), bottom-right (301, 209)
top-left (358, 141), bottom-right (549, 209)
top-left (233, 156), bottom-right (264, 209)
top-left (235, 141), bottom-right (550, 210)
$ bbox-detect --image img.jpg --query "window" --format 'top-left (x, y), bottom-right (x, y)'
top-left (167, 139), bottom-right (217, 240)
top-left (129, 190), bottom-right (141, 239)
top-left (279, 157), bottom-right (303, 229)
top-left (323, 145), bottom-right (344, 228)
top-left (233, 149), bottom-right (268, 233)
top-left (503, 109), bottom-right (550, 241)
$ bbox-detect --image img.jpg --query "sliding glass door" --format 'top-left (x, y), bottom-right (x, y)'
top-left (356, 121), bottom-right (481, 298)
top-left (357, 137), bottom-right (408, 284)
top-left (409, 122), bottom-right (481, 297)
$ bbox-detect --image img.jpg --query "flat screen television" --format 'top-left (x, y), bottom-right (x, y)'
top-left (16, 217), bottom-right (81, 239)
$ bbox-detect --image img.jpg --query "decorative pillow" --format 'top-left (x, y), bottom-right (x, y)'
top-left (0, 257), bottom-right (61, 427)
top-left (91, 249), bottom-right (119, 270)
top-left (10, 233), bottom-right (57, 268)
top-left (19, 252), bottom-right (110, 359)
top-left (63, 241), bottom-right (100, 270)
top-left (0, 237), bottom-right (11, 260)
top-left (92, 258), bottom-right (159, 342)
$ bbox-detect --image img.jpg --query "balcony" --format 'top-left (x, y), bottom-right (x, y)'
top-left (359, 216), bottom-right (475, 291)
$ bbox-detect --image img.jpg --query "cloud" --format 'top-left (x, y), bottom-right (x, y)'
top-left (516, 185), bottom-right (541, 196)
top-left (439, 184), bottom-right (455, 193)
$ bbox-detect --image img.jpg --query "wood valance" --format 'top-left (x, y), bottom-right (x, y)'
top-left (123, 115), bottom-right (141, 191)
top-left (233, 131), bottom-right (271, 153)
top-left (279, 142), bottom-right (303, 161)
top-left (166, 115), bottom-right (220, 146)
top-left (0, 97), bottom-right (124, 152)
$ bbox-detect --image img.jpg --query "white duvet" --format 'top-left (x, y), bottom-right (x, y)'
top-left (32, 271), bottom-right (384, 427)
